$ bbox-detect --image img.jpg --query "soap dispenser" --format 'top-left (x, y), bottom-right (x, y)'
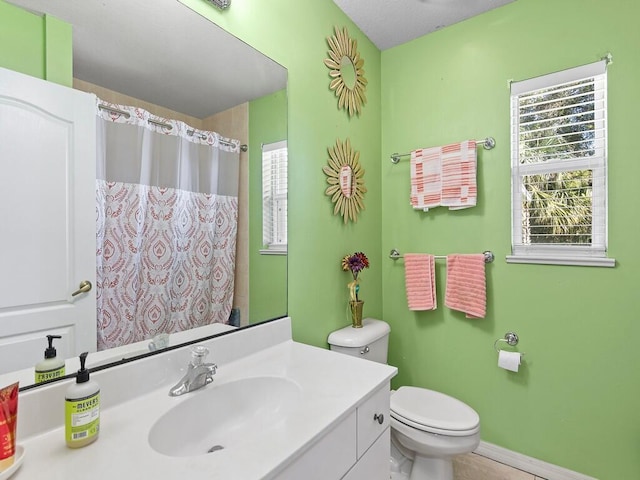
top-left (35, 335), bottom-right (65, 384)
top-left (65, 352), bottom-right (100, 448)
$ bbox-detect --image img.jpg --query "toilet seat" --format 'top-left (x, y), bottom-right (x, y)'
top-left (390, 387), bottom-right (480, 437)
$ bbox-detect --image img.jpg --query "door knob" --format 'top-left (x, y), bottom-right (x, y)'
top-left (72, 280), bottom-right (92, 296)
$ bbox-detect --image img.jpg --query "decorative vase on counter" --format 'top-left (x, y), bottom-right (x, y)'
top-left (350, 300), bottom-right (364, 328)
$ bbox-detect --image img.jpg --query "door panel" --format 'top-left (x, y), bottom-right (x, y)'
top-left (0, 66), bottom-right (96, 374)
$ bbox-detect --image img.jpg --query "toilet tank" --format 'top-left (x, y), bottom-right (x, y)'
top-left (327, 318), bottom-right (390, 364)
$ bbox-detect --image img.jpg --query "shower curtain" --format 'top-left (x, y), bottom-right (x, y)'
top-left (95, 101), bottom-right (240, 350)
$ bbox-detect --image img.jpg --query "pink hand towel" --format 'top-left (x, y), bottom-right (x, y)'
top-left (440, 140), bottom-right (477, 210)
top-left (404, 254), bottom-right (436, 311)
top-left (410, 148), bottom-right (441, 211)
top-left (444, 254), bottom-right (486, 318)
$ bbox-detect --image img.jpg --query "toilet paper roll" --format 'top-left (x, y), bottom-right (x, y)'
top-left (498, 350), bottom-right (521, 372)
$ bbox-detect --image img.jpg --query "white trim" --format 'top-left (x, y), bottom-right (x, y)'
top-left (262, 139), bottom-right (287, 152)
top-left (474, 441), bottom-right (599, 480)
top-left (510, 59), bottom-right (606, 95)
top-left (506, 254), bottom-right (615, 267)
top-left (259, 246), bottom-right (287, 256)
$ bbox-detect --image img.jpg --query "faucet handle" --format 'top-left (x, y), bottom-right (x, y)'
top-left (190, 345), bottom-right (210, 366)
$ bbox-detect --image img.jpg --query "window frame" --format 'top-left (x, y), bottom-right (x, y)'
top-left (507, 60), bottom-right (615, 267)
top-left (260, 140), bottom-right (288, 255)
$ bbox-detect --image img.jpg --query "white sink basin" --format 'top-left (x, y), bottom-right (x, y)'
top-left (148, 376), bottom-right (302, 457)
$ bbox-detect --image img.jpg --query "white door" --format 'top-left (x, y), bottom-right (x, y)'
top-left (0, 66), bottom-right (96, 374)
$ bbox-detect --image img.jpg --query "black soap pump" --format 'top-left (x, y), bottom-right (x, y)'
top-left (65, 352), bottom-right (100, 448)
top-left (34, 335), bottom-right (65, 384)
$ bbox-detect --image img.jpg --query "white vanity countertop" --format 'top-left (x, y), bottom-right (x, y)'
top-left (12, 326), bottom-right (396, 480)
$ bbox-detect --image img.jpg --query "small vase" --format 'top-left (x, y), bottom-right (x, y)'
top-left (350, 300), bottom-right (364, 328)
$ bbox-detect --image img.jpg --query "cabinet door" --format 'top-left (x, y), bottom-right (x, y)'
top-left (342, 428), bottom-right (391, 480)
top-left (276, 411), bottom-right (357, 480)
top-left (357, 384), bottom-right (390, 458)
top-left (0, 66), bottom-right (97, 373)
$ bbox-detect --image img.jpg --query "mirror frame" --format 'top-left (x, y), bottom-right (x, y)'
top-left (323, 138), bottom-right (366, 223)
top-left (324, 26), bottom-right (368, 117)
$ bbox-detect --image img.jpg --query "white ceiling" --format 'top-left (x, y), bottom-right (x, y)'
top-left (333, 0), bottom-right (517, 50)
top-left (6, 0), bottom-right (517, 118)
top-left (7, 0), bottom-right (287, 119)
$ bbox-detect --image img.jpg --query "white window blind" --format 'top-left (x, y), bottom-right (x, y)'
top-left (262, 140), bottom-right (287, 254)
top-left (508, 60), bottom-right (614, 267)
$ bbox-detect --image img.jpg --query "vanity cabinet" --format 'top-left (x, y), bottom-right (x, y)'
top-left (277, 383), bottom-right (390, 480)
top-left (15, 320), bottom-right (398, 480)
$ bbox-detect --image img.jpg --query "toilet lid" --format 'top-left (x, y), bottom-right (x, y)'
top-left (390, 387), bottom-right (480, 435)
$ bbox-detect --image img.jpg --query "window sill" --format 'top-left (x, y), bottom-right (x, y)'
top-left (505, 254), bottom-right (615, 267)
top-left (259, 247), bottom-right (287, 256)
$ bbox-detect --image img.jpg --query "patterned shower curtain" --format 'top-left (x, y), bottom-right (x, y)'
top-left (95, 101), bottom-right (240, 350)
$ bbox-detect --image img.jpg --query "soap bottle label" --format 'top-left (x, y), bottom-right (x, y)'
top-left (35, 366), bottom-right (65, 384)
top-left (65, 392), bottom-right (100, 444)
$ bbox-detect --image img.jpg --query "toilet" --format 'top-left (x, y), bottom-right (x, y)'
top-left (328, 318), bottom-right (480, 480)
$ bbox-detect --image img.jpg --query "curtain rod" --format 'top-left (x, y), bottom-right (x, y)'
top-left (98, 104), bottom-right (248, 152)
top-left (390, 137), bottom-right (495, 164)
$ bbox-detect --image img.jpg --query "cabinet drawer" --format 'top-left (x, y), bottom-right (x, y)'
top-left (356, 384), bottom-right (390, 458)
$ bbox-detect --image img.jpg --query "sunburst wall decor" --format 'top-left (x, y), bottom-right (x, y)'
top-left (324, 26), bottom-right (367, 117)
top-left (323, 138), bottom-right (366, 223)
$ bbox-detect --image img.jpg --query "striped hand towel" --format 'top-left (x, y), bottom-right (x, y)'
top-left (404, 254), bottom-right (437, 311)
top-left (441, 140), bottom-right (477, 210)
top-left (410, 147), bottom-right (441, 211)
top-left (444, 254), bottom-right (486, 318)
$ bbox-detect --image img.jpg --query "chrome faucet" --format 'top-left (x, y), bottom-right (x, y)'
top-left (169, 345), bottom-right (217, 396)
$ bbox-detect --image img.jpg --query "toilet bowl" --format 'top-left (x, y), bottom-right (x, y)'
top-left (327, 318), bottom-right (481, 480)
top-left (390, 386), bottom-right (480, 480)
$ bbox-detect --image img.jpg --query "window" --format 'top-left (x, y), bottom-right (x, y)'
top-left (261, 140), bottom-right (287, 254)
top-left (507, 60), bottom-right (614, 267)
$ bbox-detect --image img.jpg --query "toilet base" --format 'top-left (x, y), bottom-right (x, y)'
top-left (390, 434), bottom-right (455, 480)
top-left (390, 440), bottom-right (413, 479)
top-left (409, 455), bottom-right (453, 480)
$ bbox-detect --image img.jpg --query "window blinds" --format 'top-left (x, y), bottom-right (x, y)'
top-left (510, 60), bottom-right (608, 259)
top-left (262, 140), bottom-right (288, 249)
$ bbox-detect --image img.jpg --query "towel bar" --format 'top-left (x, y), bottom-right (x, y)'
top-left (390, 137), bottom-right (495, 164)
top-left (389, 249), bottom-right (494, 264)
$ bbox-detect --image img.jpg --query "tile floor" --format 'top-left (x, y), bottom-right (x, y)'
top-left (453, 453), bottom-right (546, 480)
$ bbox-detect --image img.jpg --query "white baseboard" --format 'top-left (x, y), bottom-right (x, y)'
top-left (474, 441), bottom-right (598, 480)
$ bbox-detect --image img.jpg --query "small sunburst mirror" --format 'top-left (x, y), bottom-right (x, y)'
top-left (324, 26), bottom-right (367, 117)
top-left (323, 138), bottom-right (366, 223)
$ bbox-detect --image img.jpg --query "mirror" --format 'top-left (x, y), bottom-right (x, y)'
top-left (2, 0), bottom-right (287, 388)
top-left (340, 57), bottom-right (357, 90)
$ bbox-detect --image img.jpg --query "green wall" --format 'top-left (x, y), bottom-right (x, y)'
top-left (381, 1), bottom-right (639, 478)
top-left (249, 89), bottom-right (288, 323)
top-left (180, 0), bottom-right (384, 346)
top-left (0, 1), bottom-right (71, 85)
top-left (4, 0), bottom-right (639, 477)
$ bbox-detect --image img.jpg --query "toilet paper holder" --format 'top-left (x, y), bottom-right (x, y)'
top-left (494, 332), bottom-right (525, 355)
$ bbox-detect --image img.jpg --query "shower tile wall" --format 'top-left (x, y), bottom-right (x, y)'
top-left (453, 453), bottom-right (547, 480)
